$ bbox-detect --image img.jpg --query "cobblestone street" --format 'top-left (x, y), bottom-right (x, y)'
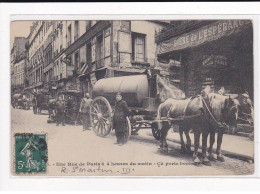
top-left (11, 107), bottom-right (254, 176)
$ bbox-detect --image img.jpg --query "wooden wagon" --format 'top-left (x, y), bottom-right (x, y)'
top-left (90, 70), bottom-right (185, 142)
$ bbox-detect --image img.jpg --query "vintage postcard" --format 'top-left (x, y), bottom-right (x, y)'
top-left (11, 19), bottom-right (254, 176)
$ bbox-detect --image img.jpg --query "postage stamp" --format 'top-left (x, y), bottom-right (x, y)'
top-left (14, 133), bottom-right (47, 174)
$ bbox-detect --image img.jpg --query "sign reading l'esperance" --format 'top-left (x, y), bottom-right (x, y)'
top-left (158, 20), bottom-right (252, 54)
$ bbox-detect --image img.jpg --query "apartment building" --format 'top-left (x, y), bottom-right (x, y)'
top-left (27, 21), bottom-right (53, 92)
top-left (25, 20), bottom-right (169, 97)
top-left (11, 37), bottom-right (28, 94)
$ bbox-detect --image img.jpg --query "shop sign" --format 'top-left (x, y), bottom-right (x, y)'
top-left (157, 20), bottom-right (252, 55)
top-left (202, 55), bottom-right (227, 66)
top-left (203, 77), bottom-right (214, 85)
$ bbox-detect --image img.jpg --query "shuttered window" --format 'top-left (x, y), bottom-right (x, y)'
top-left (132, 33), bottom-right (146, 62)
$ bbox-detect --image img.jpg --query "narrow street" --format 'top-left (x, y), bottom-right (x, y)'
top-left (11, 107), bottom-right (254, 176)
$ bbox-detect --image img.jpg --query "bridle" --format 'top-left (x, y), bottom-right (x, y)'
top-left (200, 95), bottom-right (236, 129)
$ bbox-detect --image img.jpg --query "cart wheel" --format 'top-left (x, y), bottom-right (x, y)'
top-left (90, 96), bottom-right (113, 137)
top-left (152, 122), bottom-right (161, 140)
top-left (123, 117), bottom-right (131, 142)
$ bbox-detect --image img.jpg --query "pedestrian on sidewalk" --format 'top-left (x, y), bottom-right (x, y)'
top-left (79, 93), bottom-right (93, 131)
top-left (55, 96), bottom-right (66, 126)
top-left (113, 92), bottom-right (130, 145)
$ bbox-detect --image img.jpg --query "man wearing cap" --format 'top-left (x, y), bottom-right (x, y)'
top-left (79, 93), bottom-right (93, 131)
top-left (113, 92), bottom-right (130, 145)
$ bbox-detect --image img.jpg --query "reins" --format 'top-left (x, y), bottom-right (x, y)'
top-left (200, 95), bottom-right (228, 129)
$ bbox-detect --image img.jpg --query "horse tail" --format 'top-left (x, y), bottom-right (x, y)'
top-left (157, 103), bottom-right (163, 130)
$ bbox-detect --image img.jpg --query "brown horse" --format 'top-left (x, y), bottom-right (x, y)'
top-left (207, 92), bottom-right (253, 162)
top-left (157, 93), bottom-right (238, 165)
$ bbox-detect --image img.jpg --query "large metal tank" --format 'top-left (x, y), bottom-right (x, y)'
top-left (93, 75), bottom-right (149, 107)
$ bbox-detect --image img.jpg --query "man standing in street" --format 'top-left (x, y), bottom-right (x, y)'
top-left (113, 92), bottom-right (130, 145)
top-left (79, 93), bottom-right (93, 131)
top-left (55, 96), bottom-right (66, 126)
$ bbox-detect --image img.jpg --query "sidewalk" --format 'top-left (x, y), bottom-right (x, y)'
top-left (167, 131), bottom-right (254, 161)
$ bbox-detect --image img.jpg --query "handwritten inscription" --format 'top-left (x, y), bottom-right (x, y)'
top-left (50, 161), bottom-right (194, 175)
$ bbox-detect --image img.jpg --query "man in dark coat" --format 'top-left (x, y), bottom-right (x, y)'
top-left (55, 96), bottom-right (66, 126)
top-left (113, 92), bottom-right (130, 145)
top-left (79, 93), bottom-right (93, 131)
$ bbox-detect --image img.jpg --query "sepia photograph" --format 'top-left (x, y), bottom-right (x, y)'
top-left (10, 19), bottom-right (254, 176)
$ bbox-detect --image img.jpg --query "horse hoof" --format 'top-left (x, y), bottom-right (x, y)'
top-left (193, 157), bottom-right (200, 164)
top-left (186, 147), bottom-right (192, 154)
top-left (193, 160), bottom-right (201, 166)
top-left (217, 155), bottom-right (225, 162)
top-left (208, 154), bottom-right (217, 161)
top-left (181, 146), bottom-right (187, 153)
top-left (202, 160), bottom-right (211, 166)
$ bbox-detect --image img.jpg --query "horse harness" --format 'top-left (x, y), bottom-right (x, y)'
top-left (199, 96), bottom-right (228, 129)
top-left (166, 96), bottom-right (202, 123)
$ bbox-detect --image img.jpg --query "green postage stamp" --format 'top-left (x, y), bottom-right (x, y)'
top-left (14, 133), bottom-right (47, 174)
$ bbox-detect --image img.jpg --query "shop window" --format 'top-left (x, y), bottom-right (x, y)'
top-left (132, 32), bottom-right (146, 62)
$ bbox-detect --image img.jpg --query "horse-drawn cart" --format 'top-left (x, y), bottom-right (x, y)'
top-left (12, 93), bottom-right (30, 110)
top-left (32, 91), bottom-right (50, 114)
top-left (90, 71), bottom-right (185, 142)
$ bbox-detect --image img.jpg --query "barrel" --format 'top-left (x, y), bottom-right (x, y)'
top-left (93, 75), bottom-right (149, 107)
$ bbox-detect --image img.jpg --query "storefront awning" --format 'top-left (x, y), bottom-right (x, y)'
top-left (157, 20), bottom-right (252, 56)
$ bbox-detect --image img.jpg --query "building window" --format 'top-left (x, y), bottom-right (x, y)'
top-left (86, 43), bottom-right (92, 66)
top-left (67, 56), bottom-right (72, 66)
top-left (132, 32), bottom-right (146, 62)
top-left (86, 21), bottom-right (91, 31)
top-left (74, 21), bottom-right (79, 41)
top-left (96, 34), bottom-right (103, 61)
top-left (74, 51), bottom-right (79, 70)
top-left (67, 24), bottom-right (72, 47)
